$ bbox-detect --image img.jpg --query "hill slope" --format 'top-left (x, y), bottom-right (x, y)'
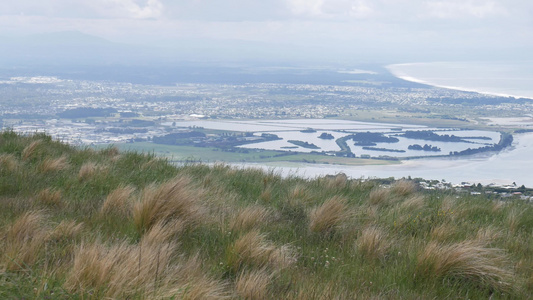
top-left (1, 131), bottom-right (532, 299)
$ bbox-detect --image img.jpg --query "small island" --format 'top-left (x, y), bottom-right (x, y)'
top-left (318, 132), bottom-right (334, 139)
top-left (408, 144), bottom-right (441, 152)
top-left (362, 147), bottom-right (406, 153)
top-left (287, 140), bottom-right (320, 149)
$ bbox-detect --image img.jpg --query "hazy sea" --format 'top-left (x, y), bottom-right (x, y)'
top-left (387, 61), bottom-right (533, 99)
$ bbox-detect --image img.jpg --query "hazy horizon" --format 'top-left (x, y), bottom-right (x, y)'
top-left (1, 1), bottom-right (532, 66)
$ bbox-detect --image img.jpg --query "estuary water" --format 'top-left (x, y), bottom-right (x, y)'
top-left (236, 132), bottom-right (533, 187)
top-left (387, 61), bottom-right (533, 99)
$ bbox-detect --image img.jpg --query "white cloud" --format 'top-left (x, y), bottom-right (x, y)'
top-left (424, 0), bottom-right (505, 19)
top-left (287, 0), bottom-right (373, 18)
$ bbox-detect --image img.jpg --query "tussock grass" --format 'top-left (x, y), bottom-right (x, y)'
top-left (323, 173), bottom-right (348, 190)
top-left (391, 179), bottom-right (417, 196)
top-left (49, 220), bottom-right (83, 242)
top-left (65, 239), bottom-right (228, 299)
top-left (415, 240), bottom-right (514, 293)
top-left (100, 185), bottom-right (135, 216)
top-left (1, 132), bottom-right (533, 298)
top-left (288, 184), bottom-right (311, 202)
top-left (77, 162), bottom-right (99, 180)
top-left (39, 155), bottom-right (69, 173)
top-left (309, 196), bottom-right (348, 234)
top-left (133, 175), bottom-right (205, 234)
top-left (230, 205), bottom-right (271, 232)
top-left (0, 154), bottom-right (19, 171)
top-left (400, 194), bottom-right (426, 210)
top-left (1, 210), bottom-right (49, 271)
top-left (226, 230), bottom-right (296, 272)
top-left (430, 222), bottom-right (457, 242)
top-left (476, 226), bottom-right (503, 244)
top-left (235, 269), bottom-right (272, 300)
top-left (356, 226), bottom-right (391, 261)
top-left (259, 188), bottom-right (272, 203)
top-left (37, 188), bottom-right (62, 207)
top-left (368, 187), bottom-right (391, 206)
top-left (21, 140), bottom-right (42, 160)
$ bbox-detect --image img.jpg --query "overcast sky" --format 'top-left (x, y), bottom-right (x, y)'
top-left (1, 0), bottom-right (532, 63)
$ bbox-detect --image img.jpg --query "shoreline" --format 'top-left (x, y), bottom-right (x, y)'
top-left (386, 62), bottom-right (533, 100)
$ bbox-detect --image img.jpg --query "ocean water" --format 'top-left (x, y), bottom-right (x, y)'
top-left (387, 61), bottom-right (533, 99)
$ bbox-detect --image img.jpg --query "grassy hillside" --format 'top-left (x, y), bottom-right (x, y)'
top-left (1, 131), bottom-right (533, 299)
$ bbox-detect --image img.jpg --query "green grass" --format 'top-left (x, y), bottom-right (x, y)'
top-left (1, 131), bottom-right (533, 299)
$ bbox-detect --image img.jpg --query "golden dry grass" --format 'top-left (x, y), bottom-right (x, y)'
top-left (235, 269), bottom-right (272, 300)
top-left (259, 188), bottom-right (272, 203)
top-left (142, 219), bottom-right (186, 246)
top-left (77, 162), bottom-right (99, 180)
top-left (64, 239), bottom-right (228, 299)
top-left (39, 155), bottom-right (69, 173)
top-left (229, 205), bottom-right (271, 232)
top-left (368, 187), bottom-right (391, 206)
top-left (309, 196), bottom-right (348, 234)
top-left (416, 240), bottom-right (514, 292)
top-left (37, 188), bottom-right (62, 207)
top-left (391, 180), bottom-right (417, 196)
top-left (506, 207), bottom-right (523, 233)
top-left (21, 140), bottom-right (42, 160)
top-left (430, 222), bottom-right (457, 242)
top-left (324, 173), bottom-right (348, 190)
top-left (133, 176), bottom-right (205, 234)
top-left (0, 153), bottom-right (19, 172)
top-left (400, 194), bottom-right (426, 210)
top-left (100, 185), bottom-right (135, 216)
top-left (226, 230), bottom-right (296, 272)
top-left (49, 220), bottom-right (84, 242)
top-left (356, 226), bottom-right (391, 261)
top-left (288, 184), bottom-right (311, 202)
top-left (1, 210), bottom-right (49, 271)
top-left (475, 226), bottom-right (503, 244)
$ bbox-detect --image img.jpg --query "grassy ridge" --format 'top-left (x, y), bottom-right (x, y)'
top-left (1, 131), bottom-right (533, 299)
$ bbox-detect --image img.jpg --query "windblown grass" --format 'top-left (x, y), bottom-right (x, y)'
top-left (356, 226), bottom-right (391, 261)
top-left (36, 188), bottom-right (62, 207)
top-left (1, 132), bottom-right (532, 299)
top-left (229, 205), bottom-right (271, 232)
top-left (416, 240), bottom-right (514, 293)
top-left (39, 155), bottom-right (69, 173)
top-left (133, 175), bottom-right (205, 234)
top-left (100, 185), bottom-right (135, 216)
top-left (235, 269), bottom-right (272, 300)
top-left (1, 210), bottom-right (49, 271)
top-left (309, 196), bottom-right (348, 234)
